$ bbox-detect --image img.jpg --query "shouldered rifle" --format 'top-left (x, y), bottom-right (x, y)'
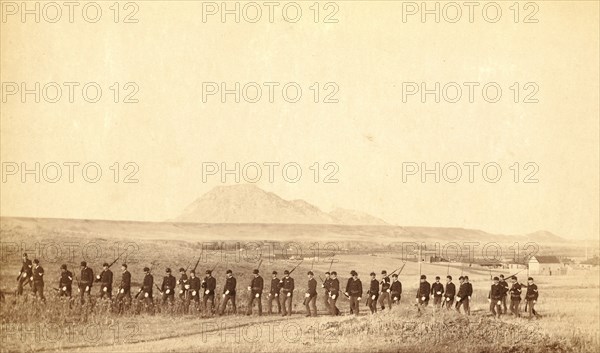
top-left (107, 248), bottom-right (129, 269)
top-left (288, 260), bottom-right (304, 275)
top-left (191, 256), bottom-right (202, 273)
top-left (257, 255), bottom-right (263, 271)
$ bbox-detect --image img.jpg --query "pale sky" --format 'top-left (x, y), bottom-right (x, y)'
top-left (1, 1), bottom-right (598, 240)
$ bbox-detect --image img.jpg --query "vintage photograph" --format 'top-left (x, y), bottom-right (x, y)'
top-left (1, 1), bottom-right (599, 352)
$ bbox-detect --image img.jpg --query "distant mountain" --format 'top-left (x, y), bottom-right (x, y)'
top-left (175, 184), bottom-right (387, 225)
top-left (523, 230), bottom-right (565, 243)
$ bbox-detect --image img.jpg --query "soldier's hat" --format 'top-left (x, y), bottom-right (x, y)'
top-left (528, 277), bottom-right (534, 281)
top-left (435, 276), bottom-right (440, 280)
top-left (307, 271), bottom-right (314, 276)
top-left (226, 269), bottom-right (233, 274)
top-left (206, 270), bottom-right (212, 275)
top-left (190, 270), bottom-right (195, 274)
top-left (23, 253), bottom-right (28, 257)
top-left (61, 264), bottom-right (67, 270)
top-left (391, 273), bottom-right (398, 278)
top-left (493, 276), bottom-right (499, 281)
top-left (284, 270), bottom-right (290, 275)
top-left (420, 275), bottom-right (426, 279)
top-left (510, 276), bottom-right (517, 280)
top-left (370, 272), bottom-right (376, 276)
top-left (122, 263), bottom-right (127, 268)
top-left (331, 271), bottom-right (337, 275)
top-left (103, 262), bottom-right (109, 267)
top-left (447, 275), bottom-right (452, 280)
top-left (33, 259), bottom-right (39, 264)
top-left (179, 267), bottom-right (185, 272)
top-left (272, 271), bottom-right (278, 275)
top-left (80, 261), bottom-right (87, 267)
top-left (324, 271), bottom-right (330, 275)
top-left (166, 268), bottom-right (171, 273)
top-left (381, 270), bottom-right (387, 274)
top-left (350, 270), bottom-right (357, 276)
top-left (464, 276), bottom-right (469, 280)
top-left (499, 274), bottom-right (505, 278)
top-left (253, 269), bottom-right (259, 274)
top-left (458, 276), bottom-right (464, 280)
top-left (143, 267), bottom-right (150, 272)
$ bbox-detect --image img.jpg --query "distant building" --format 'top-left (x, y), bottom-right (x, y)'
top-left (528, 256), bottom-right (564, 275)
top-left (504, 262), bottom-right (527, 270)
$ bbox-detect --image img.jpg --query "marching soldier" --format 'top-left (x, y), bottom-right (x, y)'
top-left (17, 253), bottom-right (33, 295)
top-left (268, 271), bottom-right (282, 315)
top-left (140, 267), bottom-right (154, 306)
top-left (524, 277), bottom-right (539, 319)
top-left (508, 276), bottom-right (522, 317)
top-left (345, 270), bottom-right (362, 315)
top-left (499, 274), bottom-right (509, 314)
top-left (161, 268), bottom-right (176, 305)
top-left (304, 271), bottom-right (317, 317)
top-left (443, 275), bottom-right (455, 309)
top-left (202, 270), bottom-right (217, 316)
top-left (96, 263), bottom-right (113, 300)
top-left (177, 268), bottom-right (189, 300)
top-left (390, 273), bottom-right (402, 304)
top-left (246, 269), bottom-right (263, 316)
top-left (322, 272), bottom-right (332, 311)
top-left (379, 270), bottom-right (392, 310)
top-left (431, 276), bottom-right (444, 308)
top-left (116, 264), bottom-right (131, 313)
top-left (59, 264), bottom-right (73, 298)
top-left (488, 276), bottom-right (506, 318)
top-left (281, 270), bottom-right (295, 316)
top-left (31, 259), bottom-right (45, 302)
top-left (416, 275), bottom-right (430, 312)
top-left (329, 271), bottom-right (341, 316)
top-left (219, 270), bottom-right (237, 315)
top-left (189, 270), bottom-right (201, 308)
top-left (456, 276), bottom-right (472, 315)
top-left (366, 272), bottom-right (379, 314)
top-left (79, 261), bottom-right (94, 304)
top-left (464, 276), bottom-right (473, 315)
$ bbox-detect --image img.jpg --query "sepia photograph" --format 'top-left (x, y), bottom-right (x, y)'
top-left (1, 1), bottom-right (599, 352)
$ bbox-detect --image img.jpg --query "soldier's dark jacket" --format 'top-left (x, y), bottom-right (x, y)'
top-left (457, 282), bottom-right (467, 299)
top-left (329, 278), bottom-right (340, 297)
top-left (121, 270), bottom-right (131, 291)
top-left (80, 267), bottom-right (94, 287)
top-left (380, 277), bottom-right (391, 291)
top-left (189, 277), bottom-right (201, 292)
top-left (444, 282), bottom-right (456, 299)
top-left (307, 278), bottom-right (317, 296)
top-left (368, 279), bottom-right (379, 294)
top-left (322, 277), bottom-right (332, 292)
top-left (142, 273), bottom-right (154, 294)
top-left (250, 275), bottom-right (264, 294)
top-left (32, 265), bottom-right (44, 283)
top-left (60, 270), bottom-right (73, 287)
top-left (20, 259), bottom-right (33, 277)
top-left (270, 277), bottom-right (282, 294)
top-left (223, 276), bottom-right (236, 295)
top-left (465, 282), bottom-right (473, 297)
top-left (489, 283), bottom-right (507, 300)
top-left (431, 282), bottom-right (444, 297)
top-left (500, 280), bottom-right (509, 292)
top-left (525, 284), bottom-right (538, 301)
top-left (416, 281), bottom-right (430, 299)
top-left (390, 280), bottom-right (402, 296)
top-left (345, 278), bottom-right (363, 297)
top-left (97, 269), bottom-right (113, 287)
top-left (203, 276), bottom-right (217, 294)
top-left (509, 282), bottom-right (522, 299)
top-left (178, 274), bottom-right (188, 289)
top-left (161, 274), bottom-right (176, 292)
top-left (281, 276), bottom-right (294, 294)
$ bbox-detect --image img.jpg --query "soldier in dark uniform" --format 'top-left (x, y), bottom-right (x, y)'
top-left (322, 272), bottom-right (331, 311)
top-left (499, 274), bottom-right (509, 314)
top-left (79, 261), bottom-right (94, 304)
top-left (177, 267), bottom-right (189, 300)
top-left (59, 264), bottom-right (73, 298)
top-left (345, 270), bottom-right (362, 315)
top-left (464, 276), bottom-right (473, 315)
top-left (390, 273), bottom-right (402, 304)
top-left (246, 269), bottom-right (264, 316)
top-left (268, 271), bottom-right (281, 315)
top-left (96, 263), bottom-right (113, 300)
top-left (456, 276), bottom-right (472, 315)
top-left (431, 276), bottom-right (444, 309)
top-left (161, 268), bottom-right (176, 305)
top-left (524, 277), bottom-right (539, 319)
top-left (31, 259), bottom-right (45, 302)
top-left (219, 269), bottom-right (237, 315)
top-left (140, 267), bottom-right (154, 307)
top-left (304, 271), bottom-right (317, 317)
top-left (281, 270), bottom-right (295, 316)
top-left (508, 276), bottom-right (522, 317)
top-left (202, 269), bottom-right (217, 316)
top-left (366, 272), bottom-right (379, 314)
top-left (489, 276), bottom-right (506, 318)
top-left (379, 270), bottom-right (392, 310)
top-left (416, 275), bottom-right (430, 312)
top-left (116, 263), bottom-right (131, 313)
top-left (17, 253), bottom-right (33, 295)
top-left (189, 270), bottom-right (201, 308)
top-left (329, 271), bottom-right (341, 316)
top-left (443, 275), bottom-right (455, 309)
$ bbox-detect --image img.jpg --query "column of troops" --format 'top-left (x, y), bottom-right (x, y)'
top-left (15, 253), bottom-right (540, 319)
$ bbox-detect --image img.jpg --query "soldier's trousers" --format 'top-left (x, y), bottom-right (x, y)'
top-left (391, 293), bottom-right (401, 304)
top-left (378, 292), bottom-right (392, 309)
top-left (219, 294), bottom-right (236, 315)
top-left (323, 292), bottom-right (330, 309)
top-left (456, 299), bottom-right (470, 315)
top-left (490, 300), bottom-right (502, 317)
top-left (99, 286), bottom-right (112, 300)
top-left (162, 293), bottom-right (175, 305)
top-left (247, 293), bottom-right (262, 315)
top-left (433, 296), bottom-right (442, 307)
top-left (526, 299), bottom-right (538, 317)
top-left (32, 281), bottom-right (45, 301)
top-left (304, 294), bottom-right (317, 316)
top-left (501, 296), bottom-right (508, 314)
top-left (510, 298), bottom-right (521, 317)
top-left (17, 277), bottom-right (29, 295)
top-left (116, 290), bottom-right (131, 312)
top-left (268, 293), bottom-right (281, 314)
top-left (349, 296), bottom-right (360, 315)
top-left (282, 293), bottom-right (293, 316)
top-left (329, 295), bottom-right (340, 315)
top-left (203, 294), bottom-right (215, 314)
top-left (59, 287), bottom-right (72, 298)
top-left (417, 298), bottom-right (429, 312)
top-left (367, 293), bottom-right (379, 313)
top-left (443, 297), bottom-right (454, 309)
top-left (79, 287), bottom-right (92, 304)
